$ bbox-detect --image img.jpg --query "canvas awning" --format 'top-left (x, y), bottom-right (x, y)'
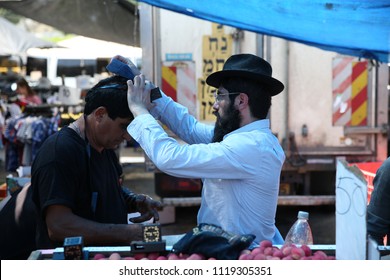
top-left (1, 0), bottom-right (388, 62)
top-left (0, 17), bottom-right (55, 55)
top-left (138, 0), bottom-right (390, 62)
top-left (0, 0), bottom-right (139, 47)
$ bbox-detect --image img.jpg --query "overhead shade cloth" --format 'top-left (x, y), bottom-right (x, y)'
top-left (0, 0), bottom-right (139, 47)
top-left (138, 0), bottom-right (390, 63)
top-left (0, 17), bottom-right (55, 55)
top-left (26, 36), bottom-right (142, 62)
top-left (56, 36), bottom-right (141, 59)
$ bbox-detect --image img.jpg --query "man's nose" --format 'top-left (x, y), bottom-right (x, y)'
top-left (212, 100), bottom-right (219, 110)
top-left (123, 132), bottom-right (132, 142)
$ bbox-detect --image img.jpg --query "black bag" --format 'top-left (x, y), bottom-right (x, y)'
top-left (171, 223), bottom-right (255, 260)
top-left (0, 184), bottom-right (37, 259)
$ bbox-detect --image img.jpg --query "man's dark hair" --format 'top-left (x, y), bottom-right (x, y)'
top-left (222, 77), bottom-right (272, 120)
top-left (84, 75), bottom-right (133, 120)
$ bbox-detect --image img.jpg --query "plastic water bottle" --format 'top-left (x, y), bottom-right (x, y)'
top-left (284, 211), bottom-right (313, 245)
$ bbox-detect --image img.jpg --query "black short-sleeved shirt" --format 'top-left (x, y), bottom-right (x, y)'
top-left (31, 126), bottom-right (128, 249)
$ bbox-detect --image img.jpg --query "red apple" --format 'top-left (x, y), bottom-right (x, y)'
top-left (300, 245), bottom-right (312, 257)
top-left (147, 252), bottom-right (160, 260)
top-left (167, 253), bottom-right (180, 260)
top-left (263, 246), bottom-right (274, 256)
top-left (291, 247), bottom-right (305, 260)
top-left (281, 245), bottom-right (292, 256)
top-left (186, 253), bottom-right (204, 260)
top-left (108, 253), bottom-right (122, 260)
top-left (179, 253), bottom-right (189, 260)
top-left (272, 249), bottom-right (284, 259)
top-left (253, 253), bottom-right (266, 260)
top-left (239, 253), bottom-right (254, 260)
top-left (313, 250), bottom-right (327, 260)
top-left (250, 247), bottom-right (263, 256)
top-left (93, 253), bottom-right (106, 260)
top-left (259, 240), bottom-right (273, 249)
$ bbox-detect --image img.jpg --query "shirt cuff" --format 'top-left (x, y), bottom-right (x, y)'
top-left (127, 114), bottom-right (156, 141)
top-left (150, 90), bottom-right (170, 119)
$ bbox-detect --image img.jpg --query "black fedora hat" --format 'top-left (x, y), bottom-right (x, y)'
top-left (206, 54), bottom-right (284, 96)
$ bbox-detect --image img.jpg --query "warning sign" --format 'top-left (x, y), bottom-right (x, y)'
top-left (332, 57), bottom-right (368, 127)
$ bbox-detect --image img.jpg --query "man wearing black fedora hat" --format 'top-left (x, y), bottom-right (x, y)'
top-left (126, 53), bottom-right (286, 247)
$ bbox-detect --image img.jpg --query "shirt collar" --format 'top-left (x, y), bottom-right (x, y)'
top-left (223, 119), bottom-right (270, 139)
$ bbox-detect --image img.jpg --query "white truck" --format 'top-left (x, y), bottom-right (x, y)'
top-left (138, 5), bottom-right (390, 207)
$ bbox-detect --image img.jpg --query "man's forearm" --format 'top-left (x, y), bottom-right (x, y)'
top-left (46, 206), bottom-right (142, 245)
top-left (128, 105), bottom-right (150, 118)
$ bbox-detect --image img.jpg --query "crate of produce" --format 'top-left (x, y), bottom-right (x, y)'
top-left (352, 162), bottom-right (382, 204)
top-left (28, 240), bottom-right (337, 260)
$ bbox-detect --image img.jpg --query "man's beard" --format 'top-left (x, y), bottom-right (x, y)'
top-left (212, 103), bottom-right (241, 143)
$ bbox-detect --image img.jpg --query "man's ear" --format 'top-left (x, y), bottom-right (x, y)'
top-left (236, 93), bottom-right (248, 109)
top-left (94, 107), bottom-right (107, 122)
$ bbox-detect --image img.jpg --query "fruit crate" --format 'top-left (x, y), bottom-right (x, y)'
top-left (350, 162), bottom-right (382, 204)
top-left (28, 235), bottom-right (183, 260)
top-left (28, 243), bottom-right (337, 260)
top-left (350, 161), bottom-right (387, 246)
top-left (28, 246), bottom-right (134, 260)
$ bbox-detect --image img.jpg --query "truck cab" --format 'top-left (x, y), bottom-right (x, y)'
top-left (139, 6), bottom-right (390, 207)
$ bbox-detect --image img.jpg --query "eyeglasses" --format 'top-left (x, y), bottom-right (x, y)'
top-left (213, 91), bottom-right (241, 103)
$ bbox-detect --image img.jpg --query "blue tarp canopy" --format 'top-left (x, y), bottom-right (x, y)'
top-left (139, 0), bottom-right (390, 63)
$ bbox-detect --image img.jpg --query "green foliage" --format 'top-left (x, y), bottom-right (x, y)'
top-left (0, 8), bottom-right (21, 24)
top-left (48, 34), bottom-right (75, 44)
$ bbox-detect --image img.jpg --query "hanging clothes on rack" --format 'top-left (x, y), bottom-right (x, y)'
top-left (3, 116), bottom-right (22, 172)
top-left (2, 103), bottom-right (83, 172)
top-left (3, 113), bottom-right (60, 172)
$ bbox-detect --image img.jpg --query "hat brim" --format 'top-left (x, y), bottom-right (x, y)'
top-left (206, 70), bottom-right (284, 96)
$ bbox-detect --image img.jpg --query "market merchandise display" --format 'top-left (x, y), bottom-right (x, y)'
top-left (90, 240), bottom-right (335, 260)
top-left (28, 223), bottom-right (336, 260)
top-left (28, 237), bottom-right (336, 260)
top-left (237, 240), bottom-right (334, 260)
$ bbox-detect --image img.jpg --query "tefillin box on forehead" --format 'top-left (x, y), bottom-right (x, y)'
top-left (106, 57), bottom-right (162, 101)
top-left (130, 224), bottom-right (166, 253)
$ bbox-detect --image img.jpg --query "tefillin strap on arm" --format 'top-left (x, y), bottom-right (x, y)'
top-left (121, 187), bottom-right (144, 213)
top-left (83, 114), bottom-right (98, 217)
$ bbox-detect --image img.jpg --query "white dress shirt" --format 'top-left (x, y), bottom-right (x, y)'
top-left (128, 93), bottom-right (286, 246)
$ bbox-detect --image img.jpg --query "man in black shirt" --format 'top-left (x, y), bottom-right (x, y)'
top-left (367, 158), bottom-right (390, 246)
top-left (31, 75), bottom-right (162, 249)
